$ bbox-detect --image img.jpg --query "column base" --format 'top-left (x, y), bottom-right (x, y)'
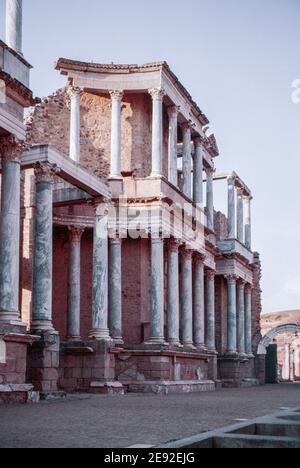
top-left (195, 344), bottom-right (207, 352)
top-left (168, 340), bottom-right (182, 348)
top-left (144, 338), bottom-right (168, 346)
top-left (89, 328), bottom-right (111, 341)
top-left (112, 337), bottom-right (124, 346)
top-left (31, 320), bottom-right (55, 332)
top-left (0, 311), bottom-right (27, 331)
top-left (67, 336), bottom-right (82, 342)
top-left (225, 350), bottom-right (239, 358)
top-left (183, 342), bottom-right (196, 350)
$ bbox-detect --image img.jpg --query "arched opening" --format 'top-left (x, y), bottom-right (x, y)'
top-left (258, 324), bottom-right (300, 384)
top-left (0, 338), bottom-right (6, 364)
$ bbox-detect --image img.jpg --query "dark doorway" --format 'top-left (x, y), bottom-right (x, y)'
top-left (266, 344), bottom-right (278, 384)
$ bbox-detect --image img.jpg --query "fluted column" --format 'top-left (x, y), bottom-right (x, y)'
top-left (206, 167), bottom-right (214, 231)
top-left (90, 201), bottom-right (110, 340)
top-left (5, 0), bottom-right (22, 54)
top-left (167, 239), bottom-right (180, 346)
top-left (147, 237), bottom-right (165, 344)
top-left (193, 137), bottom-right (204, 206)
top-left (193, 254), bottom-right (205, 349)
top-left (245, 284), bottom-right (253, 355)
top-left (237, 188), bottom-right (244, 243)
top-left (149, 88), bottom-right (165, 177)
top-left (180, 249), bottom-right (194, 348)
top-left (32, 162), bottom-right (58, 331)
top-left (226, 275), bottom-right (237, 355)
top-left (167, 106), bottom-right (179, 186)
top-left (0, 136), bottom-right (23, 325)
top-left (244, 195), bottom-right (252, 249)
top-left (68, 86), bottom-right (82, 164)
top-left (67, 227), bottom-right (84, 341)
top-left (182, 124), bottom-right (192, 198)
top-left (109, 90), bottom-right (123, 178)
top-left (227, 177), bottom-right (236, 239)
top-left (237, 279), bottom-right (246, 354)
top-left (109, 238), bottom-right (123, 344)
top-left (205, 270), bottom-right (216, 350)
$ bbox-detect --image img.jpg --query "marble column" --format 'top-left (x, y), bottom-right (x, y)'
top-left (180, 249), bottom-right (194, 348)
top-left (226, 275), bottom-right (237, 355)
top-left (5, 0), bottom-right (22, 54)
top-left (237, 280), bottom-right (246, 354)
top-left (237, 188), bottom-right (244, 243)
top-left (67, 227), bottom-right (84, 341)
top-left (244, 284), bottom-right (253, 355)
top-left (90, 202), bottom-right (110, 340)
top-left (148, 237), bottom-right (166, 344)
top-left (149, 88), bottom-right (165, 177)
top-left (32, 162), bottom-right (58, 331)
top-left (227, 177), bottom-right (236, 239)
top-left (206, 167), bottom-right (214, 231)
top-left (167, 106), bottom-right (179, 186)
top-left (244, 195), bottom-right (252, 250)
top-left (108, 238), bottom-right (123, 344)
top-left (167, 239), bottom-right (180, 346)
top-left (0, 136), bottom-right (23, 324)
top-left (68, 86), bottom-right (82, 164)
top-left (193, 254), bottom-right (205, 349)
top-left (109, 90), bottom-right (123, 178)
top-left (193, 137), bottom-right (204, 206)
top-left (205, 270), bottom-right (216, 350)
top-left (182, 124), bottom-right (192, 199)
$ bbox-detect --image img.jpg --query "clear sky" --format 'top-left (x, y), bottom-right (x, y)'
top-left (1, 0), bottom-right (299, 313)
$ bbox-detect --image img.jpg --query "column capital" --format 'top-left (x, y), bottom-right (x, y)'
top-left (149, 87), bottom-right (165, 100)
top-left (167, 105), bottom-right (180, 119)
top-left (109, 89), bottom-right (124, 101)
top-left (68, 226), bottom-right (84, 243)
top-left (181, 121), bottom-right (192, 133)
top-left (34, 162), bottom-right (60, 184)
top-left (243, 194), bottom-right (253, 202)
top-left (205, 269), bottom-right (215, 280)
top-left (237, 278), bottom-right (247, 289)
top-left (245, 283), bottom-right (253, 294)
top-left (225, 274), bottom-right (238, 284)
top-left (194, 252), bottom-right (205, 264)
top-left (168, 238), bottom-right (182, 252)
top-left (67, 85), bottom-right (83, 100)
top-left (205, 166), bottom-right (215, 177)
top-left (0, 135), bottom-right (25, 162)
top-left (193, 136), bottom-right (204, 147)
top-left (180, 247), bottom-right (193, 260)
top-left (227, 176), bottom-right (236, 186)
top-left (236, 187), bottom-right (244, 196)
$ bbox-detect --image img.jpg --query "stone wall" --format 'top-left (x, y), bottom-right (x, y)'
top-left (252, 252), bottom-right (263, 353)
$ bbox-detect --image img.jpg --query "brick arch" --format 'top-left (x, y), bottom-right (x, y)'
top-left (258, 324), bottom-right (300, 355)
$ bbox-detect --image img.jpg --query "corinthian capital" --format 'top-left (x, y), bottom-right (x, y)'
top-left (66, 85), bottom-right (83, 100)
top-left (0, 135), bottom-right (26, 162)
top-left (167, 105), bottom-right (180, 119)
top-left (34, 162), bottom-right (60, 184)
top-left (149, 87), bottom-right (165, 100)
top-left (68, 226), bottom-right (85, 243)
top-left (109, 90), bottom-right (124, 101)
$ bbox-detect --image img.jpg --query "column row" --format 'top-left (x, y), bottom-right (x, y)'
top-left (227, 177), bottom-right (252, 249)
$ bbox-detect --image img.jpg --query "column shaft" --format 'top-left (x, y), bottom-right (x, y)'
top-left (167, 240), bottom-right (180, 345)
top-left (180, 250), bottom-right (193, 347)
top-left (244, 196), bottom-right (252, 249)
top-left (67, 227), bottom-right (84, 340)
top-left (245, 285), bottom-right (253, 355)
top-left (68, 87), bottom-right (81, 164)
top-left (206, 168), bottom-right (214, 231)
top-left (90, 203), bottom-right (110, 340)
top-left (148, 238), bottom-right (165, 344)
top-left (226, 275), bottom-right (237, 354)
top-left (167, 106), bottom-right (178, 186)
top-left (109, 90), bottom-right (123, 178)
top-left (193, 138), bottom-right (204, 205)
top-left (5, 0), bottom-right (22, 53)
top-left (237, 189), bottom-right (244, 243)
top-left (193, 256), bottom-right (205, 348)
top-left (32, 163), bottom-right (57, 330)
top-left (149, 88), bottom-right (165, 177)
top-left (205, 271), bottom-right (216, 350)
top-left (237, 280), bottom-right (246, 354)
top-left (109, 238), bottom-right (123, 344)
top-left (227, 178), bottom-right (236, 239)
top-left (182, 124), bottom-right (192, 198)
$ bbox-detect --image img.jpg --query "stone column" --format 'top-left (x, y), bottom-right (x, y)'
top-left (227, 177), bottom-right (236, 239)
top-left (89, 202), bottom-right (110, 340)
top-left (108, 238), bottom-right (123, 344)
top-left (109, 90), bottom-right (123, 178)
top-left (0, 136), bottom-right (23, 325)
top-left (283, 344), bottom-right (290, 380)
top-left (237, 279), bottom-right (246, 354)
top-left (244, 284), bottom-right (253, 355)
top-left (32, 162), bottom-right (58, 331)
top-left (226, 275), bottom-right (237, 355)
top-left (180, 249), bottom-right (194, 348)
top-left (67, 227), bottom-right (84, 341)
top-left (5, 0), bottom-right (22, 54)
top-left (167, 239), bottom-right (180, 346)
top-left (147, 237), bottom-right (166, 344)
top-left (206, 167), bottom-right (215, 231)
top-left (205, 270), bottom-right (216, 350)
top-left (193, 254), bottom-right (205, 349)
top-left (237, 188), bottom-right (244, 243)
top-left (149, 88), bottom-right (165, 177)
top-left (182, 124), bottom-right (192, 199)
top-left (167, 106), bottom-right (179, 186)
top-left (193, 137), bottom-right (204, 206)
top-left (244, 195), bottom-right (252, 250)
top-left (68, 86), bottom-right (82, 164)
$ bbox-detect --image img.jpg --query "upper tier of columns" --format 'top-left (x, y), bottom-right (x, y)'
top-left (227, 176), bottom-right (252, 249)
top-left (5, 0), bottom-right (22, 54)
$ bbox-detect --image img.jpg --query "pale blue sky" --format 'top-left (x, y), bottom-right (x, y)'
top-left (1, 0), bottom-right (299, 313)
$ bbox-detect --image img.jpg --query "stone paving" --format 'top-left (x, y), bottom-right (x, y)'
top-left (0, 384), bottom-right (299, 448)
